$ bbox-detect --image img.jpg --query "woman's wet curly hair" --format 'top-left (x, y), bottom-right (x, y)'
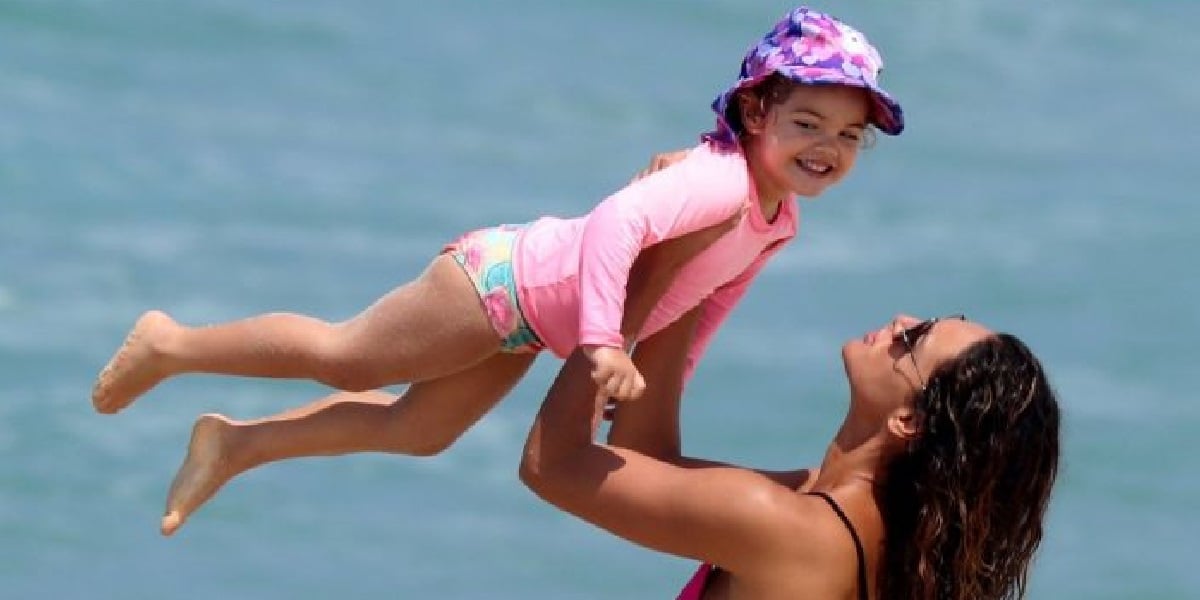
top-left (879, 333), bottom-right (1061, 600)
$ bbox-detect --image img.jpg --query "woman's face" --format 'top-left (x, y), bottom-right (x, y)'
top-left (842, 314), bottom-right (994, 415)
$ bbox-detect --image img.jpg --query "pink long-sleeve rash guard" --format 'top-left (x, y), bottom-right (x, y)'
top-left (513, 141), bottom-right (798, 380)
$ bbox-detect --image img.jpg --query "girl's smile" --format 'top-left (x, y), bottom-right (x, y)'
top-left (741, 83), bottom-right (871, 203)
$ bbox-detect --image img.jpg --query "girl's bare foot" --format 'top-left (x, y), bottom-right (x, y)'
top-left (92, 310), bottom-right (177, 414)
top-left (161, 414), bottom-right (240, 537)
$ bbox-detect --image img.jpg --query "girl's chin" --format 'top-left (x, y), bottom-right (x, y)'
top-left (788, 181), bottom-right (830, 198)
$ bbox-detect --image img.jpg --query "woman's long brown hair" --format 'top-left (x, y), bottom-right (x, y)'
top-left (879, 334), bottom-right (1062, 599)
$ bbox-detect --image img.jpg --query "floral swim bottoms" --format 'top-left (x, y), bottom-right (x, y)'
top-left (443, 224), bottom-right (545, 354)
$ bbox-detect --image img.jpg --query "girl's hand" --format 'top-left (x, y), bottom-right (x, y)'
top-left (582, 345), bottom-right (646, 403)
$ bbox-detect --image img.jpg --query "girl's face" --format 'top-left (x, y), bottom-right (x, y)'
top-left (740, 83), bottom-right (871, 201)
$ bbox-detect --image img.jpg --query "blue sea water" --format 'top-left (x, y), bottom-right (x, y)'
top-left (2, 0), bottom-right (1197, 598)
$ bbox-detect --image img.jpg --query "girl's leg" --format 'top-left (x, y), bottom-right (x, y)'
top-left (93, 254), bottom-right (498, 413)
top-left (159, 351), bottom-right (536, 536)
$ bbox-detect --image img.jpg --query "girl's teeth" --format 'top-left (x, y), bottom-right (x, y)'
top-left (800, 160), bottom-right (829, 174)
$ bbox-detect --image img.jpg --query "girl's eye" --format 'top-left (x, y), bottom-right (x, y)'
top-left (794, 120), bottom-right (819, 130)
top-left (840, 130), bottom-right (863, 142)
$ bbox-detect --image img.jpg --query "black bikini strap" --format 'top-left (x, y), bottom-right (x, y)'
top-left (809, 492), bottom-right (869, 600)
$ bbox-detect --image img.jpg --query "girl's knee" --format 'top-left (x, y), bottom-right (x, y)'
top-left (379, 397), bottom-right (472, 457)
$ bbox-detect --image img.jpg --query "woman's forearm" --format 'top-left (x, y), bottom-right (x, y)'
top-left (606, 308), bottom-right (700, 459)
top-left (520, 349), bottom-right (605, 490)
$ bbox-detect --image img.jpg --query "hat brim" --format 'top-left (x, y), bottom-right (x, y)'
top-left (859, 83), bottom-right (904, 136)
top-left (714, 73), bottom-right (905, 138)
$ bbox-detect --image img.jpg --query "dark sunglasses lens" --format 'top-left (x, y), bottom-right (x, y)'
top-left (901, 320), bottom-right (934, 347)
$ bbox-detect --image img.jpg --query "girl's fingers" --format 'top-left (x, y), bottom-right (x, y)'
top-left (617, 377), bottom-right (634, 401)
top-left (605, 375), bottom-right (623, 398)
top-left (630, 373), bottom-right (646, 399)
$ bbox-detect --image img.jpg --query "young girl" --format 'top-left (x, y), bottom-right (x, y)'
top-left (93, 5), bottom-right (906, 535)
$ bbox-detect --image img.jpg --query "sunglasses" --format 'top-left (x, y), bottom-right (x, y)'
top-left (893, 314), bottom-right (967, 390)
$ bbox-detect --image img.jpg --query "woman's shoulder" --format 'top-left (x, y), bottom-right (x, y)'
top-left (716, 470), bottom-right (843, 551)
top-left (716, 484), bottom-right (870, 597)
top-left (740, 490), bottom-right (871, 596)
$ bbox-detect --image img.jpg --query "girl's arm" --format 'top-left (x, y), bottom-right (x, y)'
top-left (519, 347), bottom-right (808, 572)
top-left (577, 147), bottom-right (748, 350)
top-left (589, 207), bottom-right (743, 402)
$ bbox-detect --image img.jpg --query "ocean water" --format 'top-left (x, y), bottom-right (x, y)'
top-left (2, 0), bottom-right (1197, 598)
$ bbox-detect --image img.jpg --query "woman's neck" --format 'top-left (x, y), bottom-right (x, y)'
top-left (813, 423), bottom-right (895, 491)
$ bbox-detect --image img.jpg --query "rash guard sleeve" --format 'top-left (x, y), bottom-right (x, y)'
top-left (577, 147), bottom-right (748, 349)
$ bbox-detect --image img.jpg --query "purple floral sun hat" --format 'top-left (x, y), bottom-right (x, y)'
top-left (705, 6), bottom-right (905, 146)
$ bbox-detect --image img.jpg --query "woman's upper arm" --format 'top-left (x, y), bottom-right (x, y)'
top-left (532, 445), bottom-right (798, 572)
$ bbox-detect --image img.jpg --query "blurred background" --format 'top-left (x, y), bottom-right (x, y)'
top-left (2, 0), bottom-right (1196, 597)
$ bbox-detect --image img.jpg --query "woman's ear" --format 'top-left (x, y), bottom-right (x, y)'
top-left (736, 91), bottom-right (768, 135)
top-left (887, 405), bottom-right (921, 440)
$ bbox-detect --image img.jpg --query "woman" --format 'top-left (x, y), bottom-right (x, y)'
top-left (521, 308), bottom-right (1061, 599)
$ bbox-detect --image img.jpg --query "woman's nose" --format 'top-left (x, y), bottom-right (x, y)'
top-left (891, 313), bottom-right (922, 331)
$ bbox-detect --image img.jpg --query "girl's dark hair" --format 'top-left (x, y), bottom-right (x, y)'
top-left (728, 73), bottom-right (877, 147)
top-left (879, 334), bottom-right (1061, 600)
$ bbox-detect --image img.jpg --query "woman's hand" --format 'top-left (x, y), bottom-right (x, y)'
top-left (630, 149), bottom-right (690, 182)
